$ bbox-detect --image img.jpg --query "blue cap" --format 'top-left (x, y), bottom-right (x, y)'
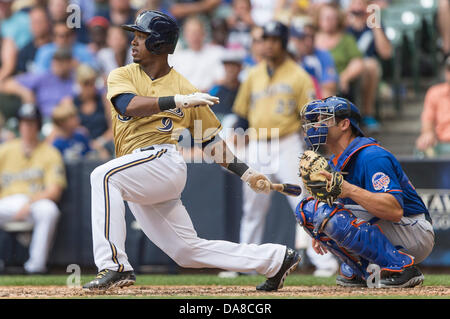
top-left (290, 23), bottom-right (305, 38)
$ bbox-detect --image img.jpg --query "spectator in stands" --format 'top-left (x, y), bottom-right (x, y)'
top-left (275, 0), bottom-right (307, 23)
top-left (0, 112), bottom-right (15, 143)
top-left (143, 0), bottom-right (171, 13)
top-left (169, 0), bottom-right (222, 21)
top-left (0, 103), bottom-right (67, 274)
top-left (249, 0), bottom-right (277, 26)
top-left (33, 21), bottom-right (98, 73)
top-left (169, 15), bottom-right (225, 92)
top-left (346, 0), bottom-right (392, 133)
top-left (314, 2), bottom-right (364, 103)
top-left (210, 17), bottom-right (229, 48)
top-left (240, 25), bottom-right (264, 79)
top-left (87, 16), bottom-right (110, 54)
top-left (289, 21), bottom-right (338, 99)
top-left (96, 25), bottom-right (133, 79)
top-left (0, 48), bottom-right (76, 121)
top-left (0, 0), bottom-right (32, 82)
top-left (226, 0), bottom-right (255, 52)
top-left (415, 56), bottom-right (450, 157)
top-left (96, 0), bottom-right (137, 26)
top-left (16, 6), bottom-right (52, 74)
top-left (50, 100), bottom-right (92, 161)
top-left (209, 48), bottom-right (245, 119)
top-left (438, 0), bottom-right (450, 60)
top-left (71, 64), bottom-right (113, 158)
top-left (48, 0), bottom-right (90, 44)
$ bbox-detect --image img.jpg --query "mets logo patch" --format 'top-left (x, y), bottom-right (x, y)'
top-left (372, 172), bottom-right (390, 191)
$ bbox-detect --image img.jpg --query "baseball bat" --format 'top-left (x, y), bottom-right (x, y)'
top-left (270, 183), bottom-right (302, 197)
top-left (256, 180), bottom-right (302, 197)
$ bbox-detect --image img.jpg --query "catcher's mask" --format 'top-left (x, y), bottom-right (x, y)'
top-left (301, 96), bottom-right (364, 151)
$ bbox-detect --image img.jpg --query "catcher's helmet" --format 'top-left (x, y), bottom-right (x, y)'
top-left (262, 21), bottom-right (289, 49)
top-left (301, 96), bottom-right (364, 150)
top-left (122, 10), bottom-right (179, 55)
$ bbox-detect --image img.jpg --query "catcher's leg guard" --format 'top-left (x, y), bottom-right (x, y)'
top-left (295, 198), bottom-right (415, 279)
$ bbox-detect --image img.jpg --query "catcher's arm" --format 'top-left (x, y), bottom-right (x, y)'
top-left (319, 170), bottom-right (403, 222)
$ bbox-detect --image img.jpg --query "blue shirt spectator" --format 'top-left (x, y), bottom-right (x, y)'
top-left (34, 42), bottom-right (98, 73)
top-left (347, 25), bottom-right (377, 58)
top-left (289, 22), bottom-right (338, 98)
top-left (33, 22), bottom-right (98, 73)
top-left (52, 130), bottom-right (92, 161)
top-left (1, 9), bottom-right (32, 50)
top-left (301, 49), bottom-right (339, 88)
top-left (16, 72), bottom-right (75, 119)
top-left (10, 48), bottom-right (77, 119)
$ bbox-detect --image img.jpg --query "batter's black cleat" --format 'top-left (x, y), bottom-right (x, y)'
top-left (256, 248), bottom-right (300, 292)
top-left (379, 265), bottom-right (424, 288)
top-left (83, 269), bottom-right (136, 290)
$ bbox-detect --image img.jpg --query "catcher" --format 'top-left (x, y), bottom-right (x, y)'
top-left (296, 96), bottom-right (434, 288)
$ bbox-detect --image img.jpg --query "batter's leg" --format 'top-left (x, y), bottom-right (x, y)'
top-left (128, 199), bottom-right (287, 278)
top-left (90, 163), bottom-right (129, 272)
top-left (89, 147), bottom-right (186, 273)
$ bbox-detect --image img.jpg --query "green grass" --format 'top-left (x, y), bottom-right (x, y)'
top-left (0, 273), bottom-right (448, 287)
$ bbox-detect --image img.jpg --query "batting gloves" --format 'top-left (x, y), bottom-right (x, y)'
top-left (241, 168), bottom-right (271, 194)
top-left (174, 93), bottom-right (220, 108)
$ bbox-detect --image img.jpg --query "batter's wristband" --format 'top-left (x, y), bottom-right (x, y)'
top-left (158, 96), bottom-right (176, 111)
top-left (227, 161), bottom-right (249, 178)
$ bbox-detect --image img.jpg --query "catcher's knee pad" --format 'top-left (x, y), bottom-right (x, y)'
top-left (296, 197), bottom-right (415, 278)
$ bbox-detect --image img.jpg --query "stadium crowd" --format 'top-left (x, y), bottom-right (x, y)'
top-left (0, 0), bottom-right (448, 274)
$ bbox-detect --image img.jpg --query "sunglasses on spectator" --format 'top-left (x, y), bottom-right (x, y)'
top-left (350, 10), bottom-right (366, 17)
top-left (81, 79), bottom-right (96, 86)
top-left (55, 32), bottom-right (73, 38)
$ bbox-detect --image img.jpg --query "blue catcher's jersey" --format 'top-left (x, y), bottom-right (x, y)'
top-left (329, 137), bottom-right (430, 220)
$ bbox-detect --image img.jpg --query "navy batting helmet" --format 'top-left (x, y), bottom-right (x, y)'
top-left (262, 21), bottom-right (289, 49)
top-left (122, 10), bottom-right (179, 55)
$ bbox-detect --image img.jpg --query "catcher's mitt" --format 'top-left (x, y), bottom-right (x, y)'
top-left (299, 150), bottom-right (343, 206)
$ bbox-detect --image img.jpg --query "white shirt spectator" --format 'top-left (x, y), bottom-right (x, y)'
top-left (250, 0), bottom-right (276, 26)
top-left (169, 44), bottom-right (225, 92)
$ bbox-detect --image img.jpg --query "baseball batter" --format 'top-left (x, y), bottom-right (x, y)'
top-left (82, 10), bottom-right (300, 291)
top-left (296, 96), bottom-right (434, 287)
top-left (231, 21), bottom-right (338, 276)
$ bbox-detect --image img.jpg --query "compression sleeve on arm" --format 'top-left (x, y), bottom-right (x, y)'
top-left (111, 93), bottom-right (137, 115)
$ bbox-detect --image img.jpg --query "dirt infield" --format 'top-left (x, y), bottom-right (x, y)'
top-left (0, 285), bottom-right (449, 298)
